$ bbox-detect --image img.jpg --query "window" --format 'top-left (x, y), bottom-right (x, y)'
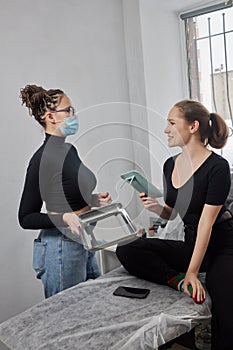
top-left (181, 1), bottom-right (233, 166)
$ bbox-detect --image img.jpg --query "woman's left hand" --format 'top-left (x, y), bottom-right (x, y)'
top-left (183, 272), bottom-right (206, 303)
top-left (90, 193), bottom-right (112, 207)
top-left (98, 192), bottom-right (112, 206)
top-left (62, 212), bottom-right (81, 235)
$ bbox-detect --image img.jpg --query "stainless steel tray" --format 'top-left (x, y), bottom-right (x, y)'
top-left (78, 202), bottom-right (138, 251)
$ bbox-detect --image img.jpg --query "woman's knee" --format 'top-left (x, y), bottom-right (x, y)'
top-left (116, 244), bottom-right (129, 263)
top-left (116, 240), bottom-right (143, 267)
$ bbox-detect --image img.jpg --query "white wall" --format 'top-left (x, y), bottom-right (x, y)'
top-left (0, 0), bottom-right (140, 323)
top-left (0, 0), bottom-right (218, 323)
top-left (138, 0), bottom-right (220, 187)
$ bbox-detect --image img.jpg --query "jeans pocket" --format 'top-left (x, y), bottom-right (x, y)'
top-left (33, 239), bottom-right (47, 279)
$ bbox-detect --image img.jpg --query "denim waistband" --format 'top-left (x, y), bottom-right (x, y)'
top-left (39, 227), bottom-right (83, 244)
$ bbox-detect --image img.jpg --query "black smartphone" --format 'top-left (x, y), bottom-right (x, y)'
top-left (113, 286), bottom-right (150, 299)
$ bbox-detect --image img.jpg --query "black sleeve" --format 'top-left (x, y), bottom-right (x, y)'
top-left (18, 156), bottom-right (65, 230)
top-left (162, 159), bottom-right (168, 203)
top-left (162, 157), bottom-right (175, 208)
top-left (206, 158), bottom-right (231, 205)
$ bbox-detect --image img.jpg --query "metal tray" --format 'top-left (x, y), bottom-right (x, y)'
top-left (78, 202), bottom-right (138, 251)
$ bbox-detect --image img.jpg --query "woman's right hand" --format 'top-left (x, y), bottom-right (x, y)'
top-left (183, 272), bottom-right (206, 304)
top-left (139, 193), bottom-right (160, 213)
top-left (62, 213), bottom-right (81, 235)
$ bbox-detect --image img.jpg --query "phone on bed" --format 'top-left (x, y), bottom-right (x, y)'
top-left (120, 170), bottom-right (163, 198)
top-left (113, 286), bottom-right (150, 299)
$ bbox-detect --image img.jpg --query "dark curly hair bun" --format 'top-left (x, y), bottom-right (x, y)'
top-left (20, 84), bottom-right (64, 126)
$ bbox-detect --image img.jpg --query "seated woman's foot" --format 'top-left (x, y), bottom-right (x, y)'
top-left (168, 273), bottom-right (205, 304)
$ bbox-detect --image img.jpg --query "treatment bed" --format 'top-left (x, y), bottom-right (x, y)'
top-left (0, 266), bottom-right (211, 350)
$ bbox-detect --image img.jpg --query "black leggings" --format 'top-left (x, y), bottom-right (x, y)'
top-left (116, 222), bottom-right (233, 350)
top-left (116, 236), bottom-right (194, 283)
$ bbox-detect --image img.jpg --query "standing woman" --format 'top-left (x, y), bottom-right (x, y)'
top-left (116, 100), bottom-right (233, 350)
top-left (18, 84), bottom-right (111, 298)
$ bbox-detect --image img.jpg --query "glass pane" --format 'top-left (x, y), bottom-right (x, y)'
top-left (196, 32), bottom-right (233, 119)
top-left (184, 5), bottom-right (233, 167)
top-left (193, 6), bottom-right (233, 38)
top-left (197, 35), bottom-right (226, 112)
top-left (225, 6), bottom-right (233, 32)
top-left (195, 14), bottom-right (209, 38)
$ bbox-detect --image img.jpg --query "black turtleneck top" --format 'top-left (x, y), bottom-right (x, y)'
top-left (18, 134), bottom-right (96, 229)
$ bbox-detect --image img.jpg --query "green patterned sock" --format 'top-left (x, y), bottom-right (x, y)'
top-left (168, 273), bottom-right (193, 294)
top-left (179, 279), bottom-right (193, 295)
top-left (168, 274), bottom-right (205, 304)
top-left (167, 273), bottom-right (186, 291)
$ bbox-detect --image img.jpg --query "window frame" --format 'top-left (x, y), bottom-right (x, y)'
top-left (178, 1), bottom-right (233, 103)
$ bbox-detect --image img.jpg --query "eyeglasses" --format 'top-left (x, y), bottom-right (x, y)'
top-left (51, 106), bottom-right (75, 116)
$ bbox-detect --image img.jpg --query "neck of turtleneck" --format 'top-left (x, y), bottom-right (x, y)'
top-left (44, 133), bottom-right (66, 145)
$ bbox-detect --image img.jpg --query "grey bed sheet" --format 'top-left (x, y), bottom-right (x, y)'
top-left (0, 267), bottom-right (211, 350)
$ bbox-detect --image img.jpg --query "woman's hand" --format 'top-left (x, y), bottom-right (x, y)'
top-left (139, 193), bottom-right (175, 220)
top-left (183, 272), bottom-right (206, 303)
top-left (62, 213), bottom-right (81, 235)
top-left (139, 193), bottom-right (160, 213)
top-left (90, 193), bottom-right (112, 207)
top-left (98, 192), bottom-right (112, 206)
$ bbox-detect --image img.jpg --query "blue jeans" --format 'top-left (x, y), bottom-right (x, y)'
top-left (33, 228), bottom-right (100, 298)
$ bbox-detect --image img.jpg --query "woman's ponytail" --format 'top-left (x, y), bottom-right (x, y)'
top-left (208, 112), bottom-right (229, 149)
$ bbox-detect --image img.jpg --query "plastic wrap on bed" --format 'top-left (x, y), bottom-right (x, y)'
top-left (0, 267), bottom-right (211, 350)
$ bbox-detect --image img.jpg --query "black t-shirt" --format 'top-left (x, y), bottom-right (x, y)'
top-left (163, 152), bottom-right (231, 226)
top-left (18, 133), bottom-right (96, 229)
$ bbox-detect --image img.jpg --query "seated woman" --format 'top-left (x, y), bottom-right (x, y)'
top-left (116, 99), bottom-right (233, 350)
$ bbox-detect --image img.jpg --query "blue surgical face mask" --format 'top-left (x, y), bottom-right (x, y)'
top-left (59, 114), bottom-right (79, 136)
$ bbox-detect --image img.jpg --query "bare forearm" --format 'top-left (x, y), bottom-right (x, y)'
top-left (187, 226), bottom-right (212, 275)
top-left (154, 204), bottom-right (176, 220)
top-left (187, 205), bottom-right (221, 275)
top-left (140, 193), bottom-right (176, 220)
